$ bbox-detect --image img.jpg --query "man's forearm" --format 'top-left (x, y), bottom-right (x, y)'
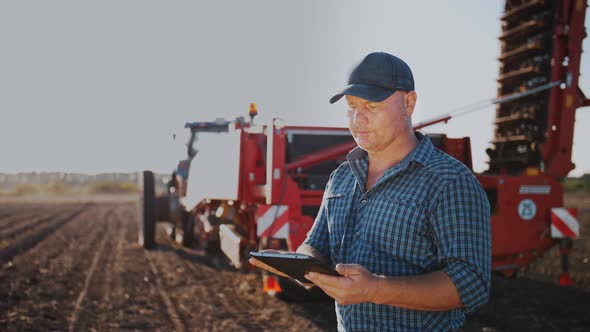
top-left (371, 271), bottom-right (462, 311)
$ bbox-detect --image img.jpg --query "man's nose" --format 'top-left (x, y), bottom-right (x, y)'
top-left (352, 107), bottom-right (369, 125)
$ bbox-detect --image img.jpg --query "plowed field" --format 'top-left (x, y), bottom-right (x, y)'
top-left (1, 195), bottom-right (589, 331)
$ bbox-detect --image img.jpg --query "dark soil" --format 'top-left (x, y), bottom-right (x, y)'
top-left (1, 194), bottom-right (589, 331)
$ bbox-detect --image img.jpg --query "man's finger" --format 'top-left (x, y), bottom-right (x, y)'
top-left (306, 272), bottom-right (348, 288)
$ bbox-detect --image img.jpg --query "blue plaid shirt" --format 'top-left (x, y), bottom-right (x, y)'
top-left (303, 133), bottom-right (491, 331)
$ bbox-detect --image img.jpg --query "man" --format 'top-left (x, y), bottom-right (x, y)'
top-left (252, 52), bottom-right (491, 331)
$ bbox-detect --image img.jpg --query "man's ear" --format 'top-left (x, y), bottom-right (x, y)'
top-left (404, 91), bottom-right (417, 116)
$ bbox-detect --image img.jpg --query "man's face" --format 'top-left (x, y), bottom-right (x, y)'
top-left (346, 92), bottom-right (413, 153)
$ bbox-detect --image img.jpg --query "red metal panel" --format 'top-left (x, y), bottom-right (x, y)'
top-left (300, 190), bottom-right (324, 206)
top-left (541, 0), bottom-right (588, 176)
top-left (238, 130), bottom-right (266, 205)
top-left (441, 137), bottom-right (473, 169)
top-left (260, 123), bottom-right (307, 250)
top-left (481, 173), bottom-right (563, 272)
top-left (269, 123), bottom-right (287, 205)
top-left (283, 125), bottom-right (349, 132)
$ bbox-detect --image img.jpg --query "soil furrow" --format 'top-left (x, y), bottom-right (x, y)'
top-left (178, 254), bottom-right (274, 331)
top-left (67, 209), bottom-right (114, 332)
top-left (0, 209), bottom-right (69, 240)
top-left (0, 205), bottom-right (109, 330)
top-left (148, 244), bottom-right (218, 330)
top-left (0, 208), bottom-right (48, 232)
top-left (109, 206), bottom-right (130, 329)
top-left (0, 204), bottom-right (41, 217)
top-left (0, 206), bottom-right (87, 265)
top-left (145, 250), bottom-right (186, 332)
top-left (71, 205), bottom-right (131, 331)
top-left (70, 204), bottom-right (173, 331)
top-left (113, 205), bottom-right (174, 331)
top-left (151, 233), bottom-right (324, 331)
top-left (0, 207), bottom-right (96, 280)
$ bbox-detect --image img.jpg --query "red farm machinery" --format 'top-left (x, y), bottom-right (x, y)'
top-left (139, 0), bottom-right (588, 295)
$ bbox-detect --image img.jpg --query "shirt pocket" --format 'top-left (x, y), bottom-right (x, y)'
top-left (325, 192), bottom-right (350, 262)
top-left (325, 192), bottom-right (347, 230)
top-left (362, 195), bottom-right (430, 271)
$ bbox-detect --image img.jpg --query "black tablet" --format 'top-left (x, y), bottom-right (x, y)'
top-left (249, 251), bottom-right (340, 284)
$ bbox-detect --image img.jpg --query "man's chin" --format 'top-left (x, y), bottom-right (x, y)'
top-left (356, 142), bottom-right (374, 152)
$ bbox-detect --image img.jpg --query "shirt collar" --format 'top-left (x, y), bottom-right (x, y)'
top-left (346, 131), bottom-right (433, 170)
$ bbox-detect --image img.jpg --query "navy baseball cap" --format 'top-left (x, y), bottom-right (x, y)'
top-left (330, 52), bottom-right (415, 104)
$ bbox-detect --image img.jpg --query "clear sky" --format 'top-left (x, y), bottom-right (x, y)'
top-left (1, 1), bottom-right (589, 176)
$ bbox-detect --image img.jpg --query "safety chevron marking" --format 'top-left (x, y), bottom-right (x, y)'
top-left (550, 208), bottom-right (579, 238)
top-left (256, 205), bottom-right (289, 238)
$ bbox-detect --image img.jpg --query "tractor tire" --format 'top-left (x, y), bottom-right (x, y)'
top-left (155, 195), bottom-right (170, 222)
top-left (181, 212), bottom-right (195, 248)
top-left (139, 170), bottom-right (157, 249)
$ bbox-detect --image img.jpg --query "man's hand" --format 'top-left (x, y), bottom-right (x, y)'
top-left (305, 263), bottom-right (380, 305)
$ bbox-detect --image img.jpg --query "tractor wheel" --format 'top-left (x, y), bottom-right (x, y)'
top-left (139, 170), bottom-right (156, 249)
top-left (155, 195), bottom-right (170, 222)
top-left (181, 212), bottom-right (195, 248)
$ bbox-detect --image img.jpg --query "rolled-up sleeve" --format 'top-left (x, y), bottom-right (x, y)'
top-left (431, 173), bottom-right (491, 313)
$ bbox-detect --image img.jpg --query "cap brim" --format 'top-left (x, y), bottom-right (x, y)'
top-left (329, 84), bottom-right (395, 104)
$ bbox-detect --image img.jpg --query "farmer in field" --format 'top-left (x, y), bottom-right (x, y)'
top-left (252, 52), bottom-right (491, 331)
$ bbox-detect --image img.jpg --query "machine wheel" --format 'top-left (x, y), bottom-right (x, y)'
top-left (155, 195), bottom-right (170, 222)
top-left (139, 170), bottom-right (156, 249)
top-left (181, 212), bottom-right (195, 247)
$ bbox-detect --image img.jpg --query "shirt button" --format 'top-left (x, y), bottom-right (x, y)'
top-left (355, 232), bottom-right (360, 237)
top-left (361, 199), bottom-right (367, 205)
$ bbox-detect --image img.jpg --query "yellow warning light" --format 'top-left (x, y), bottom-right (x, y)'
top-left (249, 102), bottom-right (258, 117)
top-left (525, 167), bottom-right (540, 176)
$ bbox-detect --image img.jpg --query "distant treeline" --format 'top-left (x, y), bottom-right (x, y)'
top-left (0, 172), bottom-right (168, 196)
top-left (562, 174), bottom-right (590, 193)
top-left (1, 181), bottom-right (139, 196)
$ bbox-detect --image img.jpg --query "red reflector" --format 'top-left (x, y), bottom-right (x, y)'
top-left (263, 275), bottom-right (282, 294)
top-left (559, 272), bottom-right (574, 286)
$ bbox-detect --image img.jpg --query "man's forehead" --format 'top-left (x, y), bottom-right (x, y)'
top-left (345, 92), bottom-right (404, 104)
top-left (345, 95), bottom-right (370, 103)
